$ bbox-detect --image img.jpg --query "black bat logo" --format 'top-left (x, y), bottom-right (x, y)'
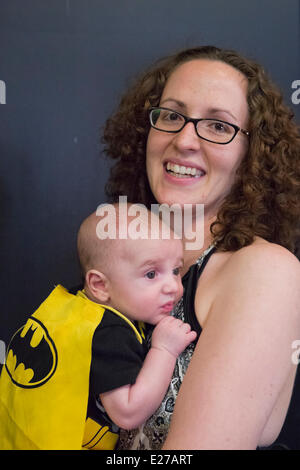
top-left (5, 316), bottom-right (58, 388)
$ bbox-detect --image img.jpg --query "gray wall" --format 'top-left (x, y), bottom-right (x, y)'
top-left (0, 0), bottom-right (299, 348)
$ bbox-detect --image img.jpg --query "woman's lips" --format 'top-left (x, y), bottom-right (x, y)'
top-left (163, 161), bottom-right (206, 184)
top-left (166, 161), bottom-right (205, 178)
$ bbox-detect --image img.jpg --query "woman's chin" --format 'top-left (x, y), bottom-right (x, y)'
top-left (155, 193), bottom-right (204, 209)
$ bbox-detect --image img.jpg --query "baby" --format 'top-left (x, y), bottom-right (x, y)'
top-left (0, 203), bottom-right (196, 450)
top-left (78, 204), bottom-right (197, 449)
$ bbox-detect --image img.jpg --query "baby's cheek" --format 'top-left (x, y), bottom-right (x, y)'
top-left (178, 283), bottom-right (184, 299)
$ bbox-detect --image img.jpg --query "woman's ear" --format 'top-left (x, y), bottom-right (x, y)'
top-left (85, 269), bottom-right (110, 303)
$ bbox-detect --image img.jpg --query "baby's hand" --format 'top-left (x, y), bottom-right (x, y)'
top-left (151, 316), bottom-right (197, 358)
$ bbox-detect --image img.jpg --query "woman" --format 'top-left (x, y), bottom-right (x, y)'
top-left (102, 46), bottom-right (300, 449)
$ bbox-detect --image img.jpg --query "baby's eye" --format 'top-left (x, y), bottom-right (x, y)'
top-left (173, 267), bottom-right (180, 276)
top-left (145, 270), bottom-right (156, 279)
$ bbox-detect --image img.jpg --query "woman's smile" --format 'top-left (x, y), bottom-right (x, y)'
top-left (165, 161), bottom-right (206, 178)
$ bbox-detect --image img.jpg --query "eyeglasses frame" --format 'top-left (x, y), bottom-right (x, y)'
top-left (149, 106), bottom-right (250, 145)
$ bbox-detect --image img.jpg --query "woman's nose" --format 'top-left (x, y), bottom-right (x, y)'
top-left (172, 121), bottom-right (201, 152)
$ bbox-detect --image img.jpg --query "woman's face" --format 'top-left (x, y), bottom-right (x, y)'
top-left (146, 59), bottom-right (249, 219)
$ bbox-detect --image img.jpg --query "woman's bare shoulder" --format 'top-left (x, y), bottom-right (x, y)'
top-left (210, 238), bottom-right (300, 325)
top-left (231, 237), bottom-right (298, 260)
top-left (208, 237), bottom-right (297, 276)
top-left (222, 238), bottom-right (300, 284)
top-left (195, 239), bottom-right (299, 328)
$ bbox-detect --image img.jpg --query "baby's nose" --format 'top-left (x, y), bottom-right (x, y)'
top-left (162, 275), bottom-right (179, 294)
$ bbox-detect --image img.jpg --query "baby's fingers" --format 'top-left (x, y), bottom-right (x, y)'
top-left (179, 322), bottom-right (192, 333)
top-left (186, 330), bottom-right (197, 342)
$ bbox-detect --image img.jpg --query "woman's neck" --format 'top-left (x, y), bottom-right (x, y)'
top-left (179, 211), bottom-right (216, 275)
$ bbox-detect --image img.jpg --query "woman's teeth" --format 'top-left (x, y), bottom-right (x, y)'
top-left (166, 162), bottom-right (205, 178)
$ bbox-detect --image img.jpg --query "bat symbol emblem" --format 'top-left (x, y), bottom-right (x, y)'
top-left (5, 317), bottom-right (58, 388)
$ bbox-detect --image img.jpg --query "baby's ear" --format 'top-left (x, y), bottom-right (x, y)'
top-left (85, 269), bottom-right (110, 303)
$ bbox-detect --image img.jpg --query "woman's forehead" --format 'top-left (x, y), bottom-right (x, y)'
top-left (165, 58), bottom-right (248, 89)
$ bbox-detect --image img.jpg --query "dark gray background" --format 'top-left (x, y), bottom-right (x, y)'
top-left (0, 0), bottom-right (299, 348)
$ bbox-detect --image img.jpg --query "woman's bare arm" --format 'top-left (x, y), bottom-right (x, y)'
top-left (163, 243), bottom-right (300, 449)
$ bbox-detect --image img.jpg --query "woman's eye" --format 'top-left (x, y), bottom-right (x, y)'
top-left (173, 267), bottom-right (180, 276)
top-left (162, 111), bottom-right (181, 121)
top-left (146, 271), bottom-right (156, 279)
top-left (212, 121), bottom-right (230, 133)
top-left (168, 112), bottom-right (180, 121)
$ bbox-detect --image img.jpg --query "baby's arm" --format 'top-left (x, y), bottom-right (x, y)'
top-left (100, 316), bottom-right (197, 430)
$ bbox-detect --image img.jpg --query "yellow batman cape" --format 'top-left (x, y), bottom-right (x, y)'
top-left (0, 285), bottom-right (143, 450)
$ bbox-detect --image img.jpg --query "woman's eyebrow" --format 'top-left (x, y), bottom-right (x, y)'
top-left (160, 99), bottom-right (238, 122)
top-left (160, 98), bottom-right (185, 108)
top-left (208, 107), bottom-right (238, 122)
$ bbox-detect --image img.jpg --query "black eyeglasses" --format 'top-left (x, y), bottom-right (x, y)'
top-left (149, 107), bottom-right (250, 145)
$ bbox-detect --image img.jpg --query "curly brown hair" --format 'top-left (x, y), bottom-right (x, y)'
top-left (102, 46), bottom-right (300, 253)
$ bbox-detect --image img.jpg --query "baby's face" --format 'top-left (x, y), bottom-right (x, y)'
top-left (106, 237), bottom-right (184, 325)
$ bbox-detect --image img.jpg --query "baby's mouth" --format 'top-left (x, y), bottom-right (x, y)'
top-left (165, 162), bottom-right (205, 178)
top-left (161, 301), bottom-right (175, 312)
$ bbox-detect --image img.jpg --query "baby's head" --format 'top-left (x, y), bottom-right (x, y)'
top-left (77, 203), bottom-right (183, 325)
